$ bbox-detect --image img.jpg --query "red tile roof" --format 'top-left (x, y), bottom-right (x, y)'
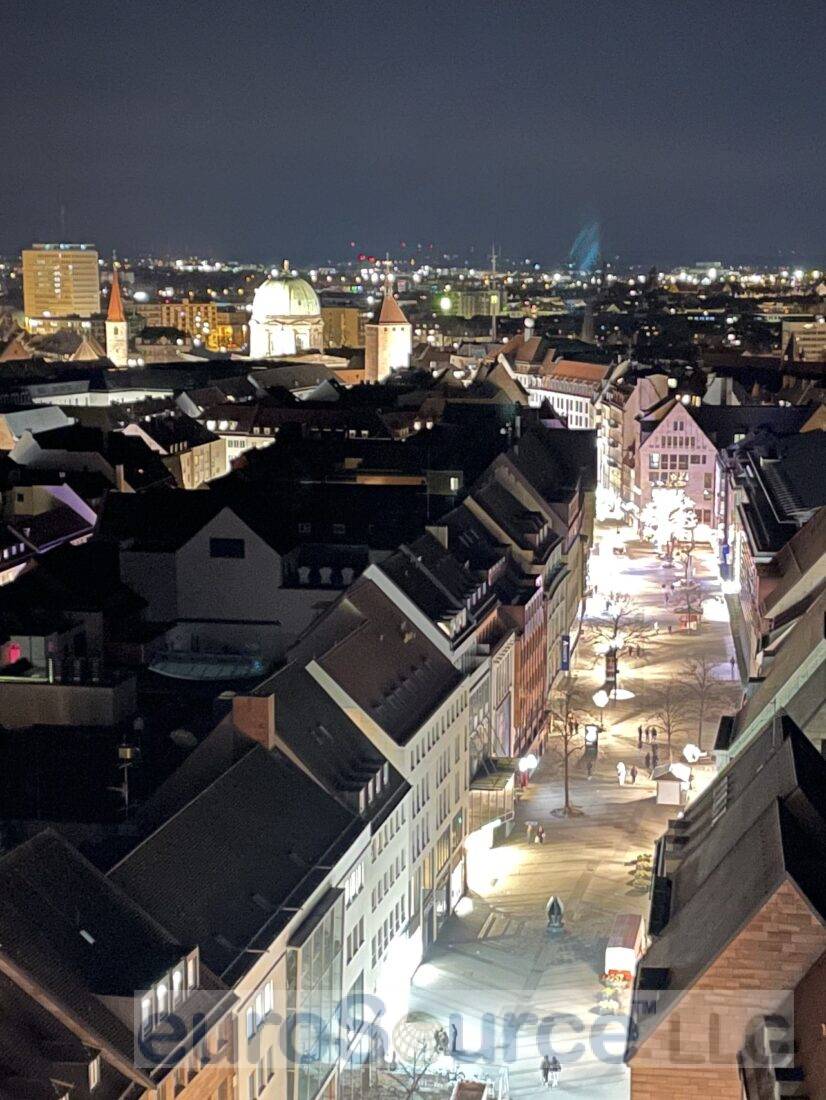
top-left (376, 291), bottom-right (409, 326)
top-left (107, 267), bottom-right (125, 323)
top-left (548, 358), bottom-right (611, 382)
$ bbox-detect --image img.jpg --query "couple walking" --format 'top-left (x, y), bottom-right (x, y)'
top-left (540, 1054), bottom-right (561, 1087)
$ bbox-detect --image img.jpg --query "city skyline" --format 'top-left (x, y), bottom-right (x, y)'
top-left (2, 0), bottom-right (824, 265)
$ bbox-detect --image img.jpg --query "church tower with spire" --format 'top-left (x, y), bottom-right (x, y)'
top-left (105, 265), bottom-right (129, 367)
top-left (364, 281), bottom-right (412, 382)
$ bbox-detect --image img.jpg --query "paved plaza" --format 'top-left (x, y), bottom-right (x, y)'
top-left (408, 522), bottom-right (743, 1098)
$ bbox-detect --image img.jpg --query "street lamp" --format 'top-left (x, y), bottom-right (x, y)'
top-left (584, 723), bottom-right (600, 757)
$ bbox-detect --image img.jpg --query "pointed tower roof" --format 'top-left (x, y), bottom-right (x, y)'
top-left (377, 287), bottom-right (409, 326)
top-left (107, 266), bottom-right (125, 323)
top-left (70, 333), bottom-right (107, 361)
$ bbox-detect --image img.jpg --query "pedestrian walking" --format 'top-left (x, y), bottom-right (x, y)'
top-left (637, 724), bottom-right (643, 748)
top-left (617, 761), bottom-right (626, 786)
top-left (668, 623), bottom-right (672, 634)
top-left (535, 825), bottom-right (545, 844)
top-left (540, 1055), bottom-right (551, 1088)
top-left (450, 1023), bottom-right (458, 1053)
top-left (644, 751), bottom-right (651, 770)
top-left (549, 1056), bottom-right (561, 1088)
top-left (665, 590), bottom-right (669, 604)
top-left (729, 655), bottom-right (736, 680)
top-left (654, 621), bottom-right (659, 634)
top-left (630, 765), bottom-right (638, 784)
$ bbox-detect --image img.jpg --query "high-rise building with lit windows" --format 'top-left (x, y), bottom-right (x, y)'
top-left (22, 242), bottom-right (100, 326)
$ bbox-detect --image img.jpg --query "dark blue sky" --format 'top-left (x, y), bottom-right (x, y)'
top-left (2, 0), bottom-right (824, 266)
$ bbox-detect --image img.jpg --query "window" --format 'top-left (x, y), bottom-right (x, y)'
top-left (648, 453), bottom-right (660, 468)
top-left (141, 996), bottom-right (153, 1037)
top-left (704, 473), bottom-right (713, 490)
top-left (332, 523), bottom-right (345, 535)
top-left (678, 454), bottom-right (688, 470)
top-left (156, 980), bottom-right (168, 1019)
top-left (346, 916), bottom-right (364, 962)
top-left (186, 954), bottom-right (198, 990)
top-left (248, 1072), bottom-right (256, 1100)
top-left (263, 981), bottom-right (273, 1016)
top-left (298, 522), bottom-right (311, 535)
top-left (345, 864), bottom-right (364, 906)
top-left (690, 454), bottom-right (701, 464)
top-left (209, 537), bottom-right (245, 559)
top-left (88, 1055), bottom-right (101, 1090)
top-left (266, 1046), bottom-right (274, 1081)
top-left (247, 1006), bottom-right (256, 1040)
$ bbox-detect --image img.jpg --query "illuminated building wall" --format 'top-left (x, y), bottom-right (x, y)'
top-left (22, 243), bottom-right (100, 324)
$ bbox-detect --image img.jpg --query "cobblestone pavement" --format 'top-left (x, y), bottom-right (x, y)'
top-left (407, 522), bottom-right (741, 1098)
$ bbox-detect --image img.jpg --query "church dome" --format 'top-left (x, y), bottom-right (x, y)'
top-left (251, 269), bottom-right (320, 322)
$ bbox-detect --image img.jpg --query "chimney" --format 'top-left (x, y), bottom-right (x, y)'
top-left (232, 693), bottom-right (276, 750)
top-left (426, 524), bottom-right (449, 549)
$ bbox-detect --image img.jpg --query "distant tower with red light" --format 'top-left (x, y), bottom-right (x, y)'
top-left (105, 264), bottom-right (129, 367)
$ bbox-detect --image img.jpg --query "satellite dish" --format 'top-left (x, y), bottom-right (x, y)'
top-left (170, 728), bottom-right (197, 749)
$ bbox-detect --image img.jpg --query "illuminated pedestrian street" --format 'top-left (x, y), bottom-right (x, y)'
top-left (409, 521), bottom-right (743, 1096)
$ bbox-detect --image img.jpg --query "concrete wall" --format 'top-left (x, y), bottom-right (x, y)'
top-left (175, 509), bottom-right (283, 622)
top-left (0, 676), bottom-right (137, 727)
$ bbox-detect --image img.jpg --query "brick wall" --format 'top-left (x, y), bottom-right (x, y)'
top-left (795, 948), bottom-right (826, 1096)
top-left (630, 879), bottom-right (826, 1098)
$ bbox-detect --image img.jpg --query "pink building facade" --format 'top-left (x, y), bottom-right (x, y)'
top-left (636, 403), bottom-right (721, 531)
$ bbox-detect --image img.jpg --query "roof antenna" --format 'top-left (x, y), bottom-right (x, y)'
top-left (490, 242), bottom-right (498, 343)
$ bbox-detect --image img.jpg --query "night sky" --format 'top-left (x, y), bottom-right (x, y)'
top-left (2, 0), bottom-right (824, 266)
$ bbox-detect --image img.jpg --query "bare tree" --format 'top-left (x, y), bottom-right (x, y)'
top-left (652, 681), bottom-right (688, 761)
top-left (549, 674), bottom-right (594, 815)
top-left (382, 1024), bottom-right (442, 1100)
top-left (673, 518), bottom-right (703, 628)
top-left (589, 592), bottom-right (653, 648)
top-left (640, 487), bottom-right (697, 561)
top-left (681, 657), bottom-right (727, 749)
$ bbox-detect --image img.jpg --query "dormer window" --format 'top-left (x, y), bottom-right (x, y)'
top-left (88, 1053), bottom-right (101, 1090)
top-left (172, 964), bottom-right (184, 1007)
top-left (156, 979), bottom-right (168, 1019)
top-left (140, 995), bottom-right (153, 1037)
top-left (186, 952), bottom-right (199, 991)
